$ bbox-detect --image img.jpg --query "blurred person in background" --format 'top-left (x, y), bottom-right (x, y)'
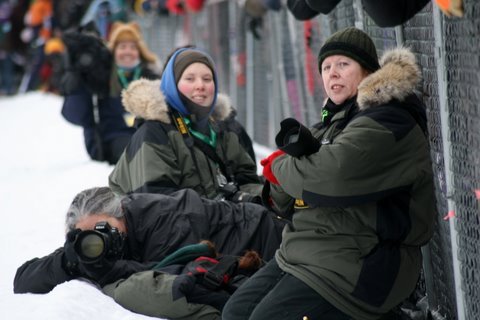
top-left (38, 33), bottom-right (64, 93)
top-left (0, 0), bottom-right (14, 95)
top-left (19, 0), bottom-right (53, 92)
top-left (60, 21), bottom-right (160, 165)
top-left (80, 0), bottom-right (129, 40)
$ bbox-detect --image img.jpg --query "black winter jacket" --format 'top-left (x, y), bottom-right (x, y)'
top-left (61, 66), bottom-right (159, 163)
top-left (13, 189), bottom-right (285, 294)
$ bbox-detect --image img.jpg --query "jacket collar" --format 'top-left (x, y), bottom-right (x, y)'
top-left (357, 47), bottom-right (421, 110)
top-left (121, 79), bottom-right (234, 124)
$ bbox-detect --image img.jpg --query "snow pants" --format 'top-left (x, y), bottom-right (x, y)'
top-left (103, 270), bottom-right (220, 320)
top-left (222, 259), bottom-right (351, 320)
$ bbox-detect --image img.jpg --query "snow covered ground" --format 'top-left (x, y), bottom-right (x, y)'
top-left (0, 92), bottom-right (157, 319)
top-left (0, 92), bottom-right (271, 319)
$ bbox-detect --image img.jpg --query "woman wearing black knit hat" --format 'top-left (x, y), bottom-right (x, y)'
top-left (223, 27), bottom-right (436, 320)
top-left (109, 46), bottom-right (263, 203)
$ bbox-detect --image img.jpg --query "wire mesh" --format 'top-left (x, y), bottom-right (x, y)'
top-left (135, 1), bottom-right (480, 318)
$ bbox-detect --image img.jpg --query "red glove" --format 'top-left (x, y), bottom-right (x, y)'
top-left (166, 0), bottom-right (185, 14)
top-left (260, 150), bottom-right (285, 185)
top-left (186, 0), bottom-right (206, 12)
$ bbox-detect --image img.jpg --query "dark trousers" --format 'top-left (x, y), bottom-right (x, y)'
top-left (222, 259), bottom-right (351, 320)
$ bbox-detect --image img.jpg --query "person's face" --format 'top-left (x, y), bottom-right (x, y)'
top-left (75, 214), bottom-right (127, 234)
top-left (114, 41), bottom-right (140, 68)
top-left (321, 55), bottom-right (368, 105)
top-left (177, 62), bottom-right (215, 107)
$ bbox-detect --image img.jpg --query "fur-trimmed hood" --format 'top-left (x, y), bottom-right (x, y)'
top-left (357, 47), bottom-right (421, 110)
top-left (121, 78), bottom-right (235, 124)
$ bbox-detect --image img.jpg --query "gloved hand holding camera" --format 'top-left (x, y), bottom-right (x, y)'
top-left (62, 222), bottom-right (126, 284)
top-left (216, 182), bottom-right (262, 204)
top-left (260, 118), bottom-right (319, 186)
top-left (60, 28), bottom-right (112, 96)
top-left (275, 118), bottom-right (320, 158)
top-left (62, 228), bottom-right (82, 276)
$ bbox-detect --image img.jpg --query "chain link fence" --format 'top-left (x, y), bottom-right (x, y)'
top-left (137, 1), bottom-right (480, 318)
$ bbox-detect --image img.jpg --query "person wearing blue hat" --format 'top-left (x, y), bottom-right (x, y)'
top-left (109, 47), bottom-right (262, 203)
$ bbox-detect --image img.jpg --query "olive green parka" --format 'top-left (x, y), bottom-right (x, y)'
top-left (108, 79), bottom-right (261, 198)
top-left (270, 48), bottom-right (436, 320)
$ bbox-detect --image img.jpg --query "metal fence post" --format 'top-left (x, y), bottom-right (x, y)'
top-left (286, 14), bottom-right (307, 123)
top-left (353, 0), bottom-right (364, 30)
top-left (271, 12), bottom-right (292, 124)
top-left (432, 5), bottom-right (465, 320)
top-left (228, 1), bottom-right (238, 108)
top-left (245, 30), bottom-right (255, 138)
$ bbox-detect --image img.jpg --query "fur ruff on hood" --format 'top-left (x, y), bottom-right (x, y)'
top-left (357, 47), bottom-right (421, 110)
top-left (121, 78), bottom-right (235, 124)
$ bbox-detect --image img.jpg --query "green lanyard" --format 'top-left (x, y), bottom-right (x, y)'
top-left (183, 117), bottom-right (217, 148)
top-left (321, 109), bottom-right (330, 122)
top-left (117, 66), bottom-right (142, 88)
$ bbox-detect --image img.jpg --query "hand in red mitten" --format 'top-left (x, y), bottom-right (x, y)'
top-left (260, 150), bottom-right (285, 185)
top-left (166, 0), bottom-right (185, 14)
top-left (185, 0), bottom-right (206, 12)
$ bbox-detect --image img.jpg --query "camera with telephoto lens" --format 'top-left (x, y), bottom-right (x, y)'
top-left (73, 221), bottom-right (125, 264)
top-left (216, 182), bottom-right (262, 204)
top-left (275, 118), bottom-right (320, 158)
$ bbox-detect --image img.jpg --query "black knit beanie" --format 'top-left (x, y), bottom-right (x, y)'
top-left (173, 50), bottom-right (216, 83)
top-left (318, 27), bottom-right (380, 73)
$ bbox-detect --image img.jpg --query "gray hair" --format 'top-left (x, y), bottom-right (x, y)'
top-left (65, 187), bottom-right (124, 232)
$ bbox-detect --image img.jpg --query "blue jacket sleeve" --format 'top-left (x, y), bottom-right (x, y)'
top-left (61, 90), bottom-right (95, 127)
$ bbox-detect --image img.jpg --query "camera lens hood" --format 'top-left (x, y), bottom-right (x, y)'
top-left (74, 230), bottom-right (106, 264)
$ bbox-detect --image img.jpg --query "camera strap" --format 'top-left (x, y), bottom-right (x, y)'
top-left (170, 110), bottom-right (235, 184)
top-left (169, 111), bottom-right (210, 195)
top-left (192, 138), bottom-right (232, 183)
top-left (91, 94), bottom-right (105, 161)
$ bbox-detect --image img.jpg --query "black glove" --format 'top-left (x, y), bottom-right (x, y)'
top-left (62, 228), bottom-right (82, 276)
top-left (230, 191), bottom-right (262, 204)
top-left (248, 16), bottom-right (263, 39)
top-left (60, 70), bottom-right (82, 95)
top-left (275, 118), bottom-right (320, 157)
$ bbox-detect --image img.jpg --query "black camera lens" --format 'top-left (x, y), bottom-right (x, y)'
top-left (75, 231), bottom-right (106, 263)
top-left (78, 52), bottom-right (94, 68)
top-left (79, 233), bottom-right (105, 259)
